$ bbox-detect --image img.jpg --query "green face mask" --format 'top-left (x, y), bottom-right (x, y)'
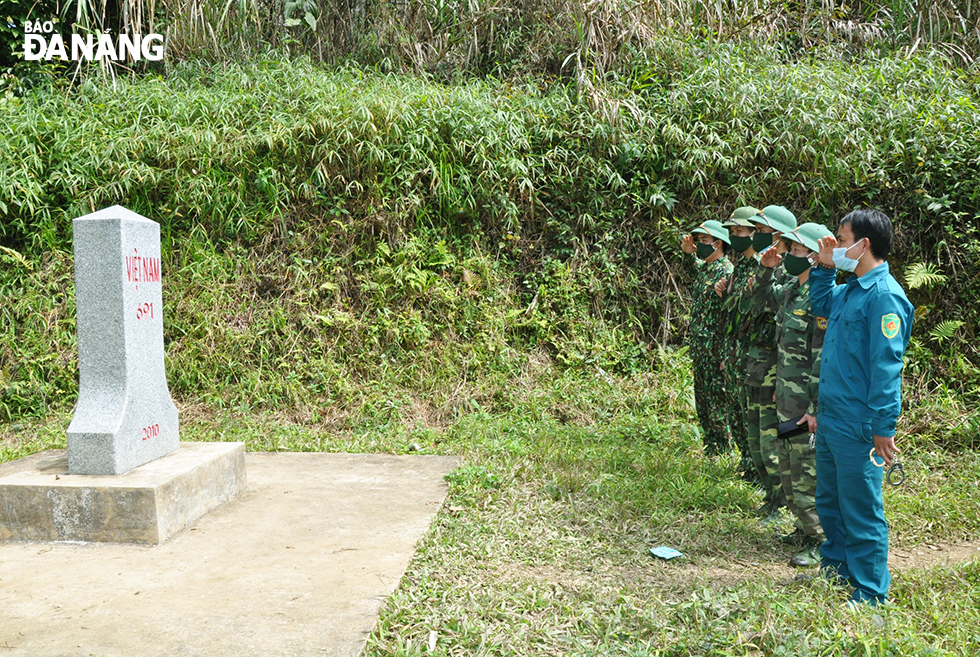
top-left (695, 241), bottom-right (717, 260)
top-left (752, 232), bottom-right (773, 252)
top-left (730, 234), bottom-right (754, 253)
top-left (783, 253), bottom-right (812, 276)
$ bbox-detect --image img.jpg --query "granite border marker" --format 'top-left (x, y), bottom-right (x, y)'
top-left (67, 205), bottom-right (179, 475)
top-left (0, 206), bottom-right (245, 545)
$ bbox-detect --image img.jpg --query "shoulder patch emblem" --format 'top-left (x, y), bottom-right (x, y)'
top-left (793, 309), bottom-right (806, 316)
top-left (816, 317), bottom-right (828, 330)
top-left (882, 313), bottom-right (901, 339)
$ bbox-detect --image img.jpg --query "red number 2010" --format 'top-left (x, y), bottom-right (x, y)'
top-left (141, 424), bottom-right (160, 441)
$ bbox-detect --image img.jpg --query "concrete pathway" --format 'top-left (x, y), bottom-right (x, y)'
top-left (0, 451), bottom-right (458, 657)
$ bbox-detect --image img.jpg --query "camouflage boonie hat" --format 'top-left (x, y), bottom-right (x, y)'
top-left (691, 220), bottom-right (731, 245)
top-left (756, 205), bottom-right (798, 233)
top-left (722, 206), bottom-right (762, 228)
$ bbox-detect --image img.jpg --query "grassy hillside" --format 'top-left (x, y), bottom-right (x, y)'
top-left (2, 43), bottom-right (979, 444)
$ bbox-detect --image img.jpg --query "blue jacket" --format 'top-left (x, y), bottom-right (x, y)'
top-left (809, 262), bottom-right (914, 437)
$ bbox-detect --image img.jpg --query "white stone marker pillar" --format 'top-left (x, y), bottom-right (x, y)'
top-left (67, 205), bottom-right (179, 475)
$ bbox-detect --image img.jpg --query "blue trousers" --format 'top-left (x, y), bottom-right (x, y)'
top-left (814, 413), bottom-right (890, 604)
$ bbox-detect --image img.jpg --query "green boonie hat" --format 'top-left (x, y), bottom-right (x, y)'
top-left (721, 205), bottom-right (762, 228)
top-left (756, 205), bottom-right (798, 234)
top-left (691, 220), bottom-right (731, 245)
top-left (784, 222), bottom-right (833, 253)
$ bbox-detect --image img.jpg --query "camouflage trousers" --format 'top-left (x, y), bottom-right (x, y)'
top-left (723, 344), bottom-right (751, 470)
top-left (691, 347), bottom-right (732, 455)
top-left (744, 367), bottom-right (784, 506)
top-left (778, 430), bottom-right (825, 541)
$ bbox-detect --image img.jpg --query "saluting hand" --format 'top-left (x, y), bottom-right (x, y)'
top-left (816, 234), bottom-right (838, 268)
top-left (714, 277), bottom-right (727, 297)
top-left (760, 247), bottom-right (782, 268)
top-left (681, 234), bottom-right (696, 254)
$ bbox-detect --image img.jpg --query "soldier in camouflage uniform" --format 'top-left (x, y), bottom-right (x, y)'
top-left (681, 220), bottom-right (734, 455)
top-left (756, 222), bottom-right (833, 567)
top-left (717, 206), bottom-right (763, 478)
top-left (742, 206), bottom-right (797, 520)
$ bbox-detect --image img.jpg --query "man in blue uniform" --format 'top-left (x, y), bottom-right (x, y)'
top-left (810, 209), bottom-right (914, 606)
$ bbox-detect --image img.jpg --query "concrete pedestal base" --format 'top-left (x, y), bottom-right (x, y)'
top-left (0, 442), bottom-right (245, 544)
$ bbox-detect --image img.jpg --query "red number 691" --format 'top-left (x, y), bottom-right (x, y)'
top-left (136, 302), bottom-right (154, 320)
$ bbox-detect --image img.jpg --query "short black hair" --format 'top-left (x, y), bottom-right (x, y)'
top-left (839, 209), bottom-right (893, 260)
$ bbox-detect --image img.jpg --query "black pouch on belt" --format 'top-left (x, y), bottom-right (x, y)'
top-left (777, 415), bottom-right (809, 440)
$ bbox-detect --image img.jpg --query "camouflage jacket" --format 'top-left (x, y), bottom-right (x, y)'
top-left (742, 254), bottom-right (784, 384)
top-left (743, 254), bottom-right (784, 347)
top-left (720, 252), bottom-right (756, 345)
top-left (757, 268), bottom-right (826, 422)
top-left (687, 256), bottom-right (734, 352)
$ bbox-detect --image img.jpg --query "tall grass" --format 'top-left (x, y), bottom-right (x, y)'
top-left (148, 0), bottom-right (980, 70)
top-left (8, 0), bottom-right (979, 77)
top-left (157, 0), bottom-right (980, 72)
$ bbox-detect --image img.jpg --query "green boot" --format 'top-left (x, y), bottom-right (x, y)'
top-left (790, 544), bottom-right (821, 568)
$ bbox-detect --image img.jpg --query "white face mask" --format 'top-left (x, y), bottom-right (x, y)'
top-left (832, 239), bottom-right (865, 272)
